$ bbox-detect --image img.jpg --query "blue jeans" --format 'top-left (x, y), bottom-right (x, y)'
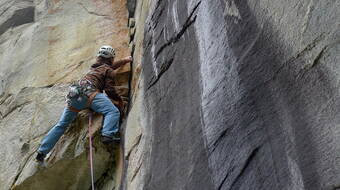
top-left (38, 93), bottom-right (120, 155)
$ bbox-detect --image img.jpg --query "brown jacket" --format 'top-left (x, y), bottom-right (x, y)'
top-left (82, 59), bottom-right (129, 110)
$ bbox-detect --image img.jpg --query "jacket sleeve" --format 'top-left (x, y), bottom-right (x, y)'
top-left (111, 59), bottom-right (130, 70)
top-left (104, 68), bottom-right (122, 101)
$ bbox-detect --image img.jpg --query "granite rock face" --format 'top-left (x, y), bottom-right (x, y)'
top-left (123, 0), bottom-right (340, 189)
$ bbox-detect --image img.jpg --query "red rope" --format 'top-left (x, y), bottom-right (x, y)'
top-left (89, 112), bottom-right (95, 190)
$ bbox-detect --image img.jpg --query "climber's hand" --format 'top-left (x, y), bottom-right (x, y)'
top-left (124, 56), bottom-right (133, 62)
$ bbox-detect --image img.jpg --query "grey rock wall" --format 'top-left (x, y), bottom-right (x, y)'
top-left (123, 0), bottom-right (340, 189)
top-left (0, 0), bottom-right (339, 189)
top-left (0, 0), bottom-right (34, 34)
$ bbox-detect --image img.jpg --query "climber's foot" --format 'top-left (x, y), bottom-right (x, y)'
top-left (36, 152), bottom-right (46, 163)
top-left (101, 133), bottom-right (120, 145)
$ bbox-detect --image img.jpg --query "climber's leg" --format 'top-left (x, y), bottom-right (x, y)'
top-left (38, 107), bottom-right (78, 155)
top-left (90, 93), bottom-right (120, 138)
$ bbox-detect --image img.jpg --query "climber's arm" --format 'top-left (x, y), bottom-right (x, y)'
top-left (111, 56), bottom-right (133, 70)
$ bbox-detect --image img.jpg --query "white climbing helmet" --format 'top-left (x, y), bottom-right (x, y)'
top-left (97, 45), bottom-right (115, 58)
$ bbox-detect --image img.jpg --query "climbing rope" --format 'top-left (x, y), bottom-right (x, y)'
top-left (89, 112), bottom-right (95, 190)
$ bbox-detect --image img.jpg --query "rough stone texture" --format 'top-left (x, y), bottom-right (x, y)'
top-left (0, 0), bottom-right (130, 189)
top-left (123, 0), bottom-right (340, 190)
top-left (1, 0), bottom-right (339, 189)
top-left (0, 0), bottom-right (34, 36)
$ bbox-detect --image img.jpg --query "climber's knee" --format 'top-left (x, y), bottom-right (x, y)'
top-left (108, 105), bottom-right (120, 117)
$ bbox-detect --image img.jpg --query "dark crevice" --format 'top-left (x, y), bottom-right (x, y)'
top-left (126, 134), bottom-right (142, 159)
top-left (130, 160), bottom-right (143, 182)
top-left (0, 93), bottom-right (12, 105)
top-left (147, 58), bottom-right (174, 90)
top-left (283, 34), bottom-right (325, 68)
top-left (154, 1), bottom-right (201, 59)
top-left (217, 169), bottom-right (231, 190)
top-left (210, 128), bottom-right (230, 153)
top-left (270, 33), bottom-right (326, 82)
top-left (245, 35), bottom-right (327, 94)
top-left (155, 27), bottom-right (165, 44)
top-left (10, 151), bottom-right (36, 189)
top-left (149, 0), bottom-right (166, 30)
top-left (151, 0), bottom-right (165, 20)
top-left (296, 45), bottom-right (328, 80)
top-left (2, 101), bottom-right (31, 118)
top-left (127, 61), bottom-right (134, 112)
top-left (229, 146), bottom-right (261, 189)
top-left (152, 6), bottom-right (165, 30)
top-left (40, 84), bottom-right (55, 89)
top-left (310, 46), bottom-right (327, 68)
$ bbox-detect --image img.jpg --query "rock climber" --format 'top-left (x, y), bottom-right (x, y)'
top-left (36, 45), bottom-right (132, 162)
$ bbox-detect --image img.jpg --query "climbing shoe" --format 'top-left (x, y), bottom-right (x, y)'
top-left (112, 133), bottom-right (120, 143)
top-left (36, 152), bottom-right (46, 163)
top-left (101, 133), bottom-right (120, 144)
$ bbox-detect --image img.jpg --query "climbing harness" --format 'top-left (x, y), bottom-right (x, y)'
top-left (88, 112), bottom-right (95, 190)
top-left (66, 80), bottom-right (96, 106)
top-left (66, 79), bottom-right (99, 113)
